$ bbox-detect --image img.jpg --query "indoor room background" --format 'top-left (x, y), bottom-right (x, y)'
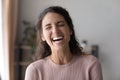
top-left (14, 0), bottom-right (120, 80)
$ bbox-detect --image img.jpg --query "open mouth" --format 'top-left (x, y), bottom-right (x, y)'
top-left (52, 36), bottom-right (63, 42)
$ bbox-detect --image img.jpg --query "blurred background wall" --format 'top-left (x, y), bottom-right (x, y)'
top-left (16, 0), bottom-right (120, 80)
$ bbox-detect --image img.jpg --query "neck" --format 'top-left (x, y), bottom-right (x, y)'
top-left (50, 48), bottom-right (73, 65)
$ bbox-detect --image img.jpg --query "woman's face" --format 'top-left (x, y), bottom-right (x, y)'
top-left (41, 12), bottom-right (72, 51)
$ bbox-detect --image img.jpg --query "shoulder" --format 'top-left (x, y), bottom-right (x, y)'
top-left (80, 54), bottom-right (98, 61)
top-left (25, 58), bottom-right (48, 80)
top-left (80, 55), bottom-right (103, 79)
top-left (73, 54), bottom-right (103, 79)
top-left (26, 57), bottom-right (48, 71)
top-left (77, 54), bottom-right (100, 66)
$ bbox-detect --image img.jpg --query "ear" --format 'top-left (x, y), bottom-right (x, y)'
top-left (70, 30), bottom-right (72, 35)
top-left (41, 34), bottom-right (46, 41)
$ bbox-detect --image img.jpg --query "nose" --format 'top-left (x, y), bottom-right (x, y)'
top-left (52, 25), bottom-right (60, 34)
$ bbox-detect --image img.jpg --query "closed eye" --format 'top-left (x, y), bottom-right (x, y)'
top-left (44, 24), bottom-right (52, 30)
top-left (45, 26), bottom-right (51, 30)
top-left (56, 21), bottom-right (65, 27)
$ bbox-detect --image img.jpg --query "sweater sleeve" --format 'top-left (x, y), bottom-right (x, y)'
top-left (89, 57), bottom-right (103, 80)
top-left (24, 64), bottom-right (39, 80)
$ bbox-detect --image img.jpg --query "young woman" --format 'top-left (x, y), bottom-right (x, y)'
top-left (25, 6), bottom-right (103, 80)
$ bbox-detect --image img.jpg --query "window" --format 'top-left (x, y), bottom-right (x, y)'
top-left (0, 0), bottom-right (10, 80)
top-left (0, 0), bottom-right (4, 79)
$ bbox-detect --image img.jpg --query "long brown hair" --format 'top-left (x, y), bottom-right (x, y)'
top-left (35, 6), bottom-right (83, 59)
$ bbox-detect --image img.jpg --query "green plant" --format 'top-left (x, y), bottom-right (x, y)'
top-left (22, 20), bottom-right (37, 54)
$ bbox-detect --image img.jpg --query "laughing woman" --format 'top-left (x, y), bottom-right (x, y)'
top-left (25, 6), bottom-right (103, 80)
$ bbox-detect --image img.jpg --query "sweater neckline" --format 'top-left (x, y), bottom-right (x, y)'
top-left (47, 55), bottom-right (77, 68)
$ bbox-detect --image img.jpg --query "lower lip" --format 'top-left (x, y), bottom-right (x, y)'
top-left (53, 39), bottom-right (63, 44)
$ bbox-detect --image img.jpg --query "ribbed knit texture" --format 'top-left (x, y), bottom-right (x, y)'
top-left (25, 55), bottom-right (103, 80)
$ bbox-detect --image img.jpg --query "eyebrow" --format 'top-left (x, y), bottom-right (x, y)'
top-left (45, 23), bottom-right (51, 27)
top-left (44, 20), bottom-right (65, 27)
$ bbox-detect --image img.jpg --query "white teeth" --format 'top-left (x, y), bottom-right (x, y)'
top-left (53, 36), bottom-right (63, 40)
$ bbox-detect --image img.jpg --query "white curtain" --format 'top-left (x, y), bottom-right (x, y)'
top-left (2, 0), bottom-right (18, 80)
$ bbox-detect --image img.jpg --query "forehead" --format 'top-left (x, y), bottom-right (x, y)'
top-left (42, 12), bottom-right (65, 24)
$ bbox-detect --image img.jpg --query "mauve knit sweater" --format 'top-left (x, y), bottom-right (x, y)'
top-left (25, 55), bottom-right (103, 80)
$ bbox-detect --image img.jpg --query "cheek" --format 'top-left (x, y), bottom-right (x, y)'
top-left (65, 28), bottom-right (72, 36)
top-left (43, 31), bottom-right (51, 40)
top-left (65, 30), bottom-right (72, 41)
